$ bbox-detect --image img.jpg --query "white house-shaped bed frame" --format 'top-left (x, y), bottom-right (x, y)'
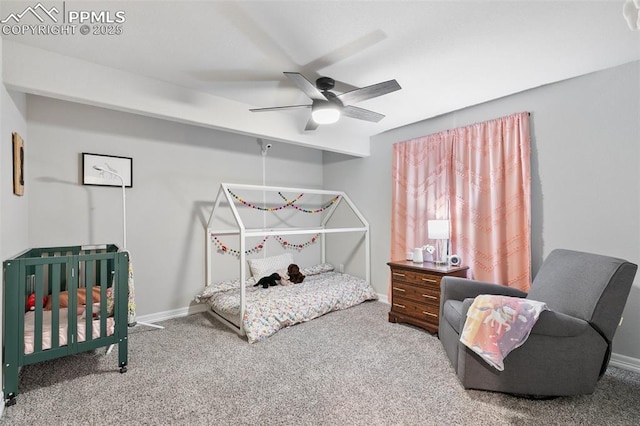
top-left (206, 183), bottom-right (370, 335)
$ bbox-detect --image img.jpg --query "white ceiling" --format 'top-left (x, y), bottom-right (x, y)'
top-left (2, 0), bottom-right (640, 156)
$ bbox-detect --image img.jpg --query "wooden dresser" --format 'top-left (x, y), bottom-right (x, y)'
top-left (387, 260), bottom-right (469, 334)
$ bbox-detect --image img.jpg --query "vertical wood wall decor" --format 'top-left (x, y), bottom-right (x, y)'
top-left (12, 132), bottom-right (25, 196)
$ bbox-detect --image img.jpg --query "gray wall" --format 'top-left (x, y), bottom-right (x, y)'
top-left (24, 96), bottom-right (324, 318)
top-left (1, 88), bottom-right (28, 259)
top-left (324, 61), bottom-right (640, 361)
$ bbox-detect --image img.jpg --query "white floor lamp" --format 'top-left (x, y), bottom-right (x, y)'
top-left (93, 165), bottom-right (164, 331)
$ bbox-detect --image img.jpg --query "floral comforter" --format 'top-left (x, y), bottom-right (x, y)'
top-left (194, 264), bottom-right (378, 343)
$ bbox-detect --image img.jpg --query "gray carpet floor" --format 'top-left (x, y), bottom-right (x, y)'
top-left (3, 301), bottom-right (640, 425)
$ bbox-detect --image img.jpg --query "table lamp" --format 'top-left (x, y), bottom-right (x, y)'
top-left (428, 219), bottom-right (450, 264)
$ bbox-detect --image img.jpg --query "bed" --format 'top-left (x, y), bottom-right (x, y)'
top-left (202, 183), bottom-right (374, 341)
top-left (3, 245), bottom-right (129, 407)
top-left (195, 263), bottom-right (378, 343)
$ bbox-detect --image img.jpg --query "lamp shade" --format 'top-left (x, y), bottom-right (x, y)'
top-left (311, 101), bottom-right (341, 124)
top-left (428, 220), bottom-right (450, 239)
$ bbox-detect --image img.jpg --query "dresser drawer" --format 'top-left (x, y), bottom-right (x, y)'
top-left (388, 260), bottom-right (469, 334)
top-left (391, 269), bottom-right (442, 288)
top-left (391, 297), bottom-right (439, 323)
top-left (391, 282), bottom-right (440, 305)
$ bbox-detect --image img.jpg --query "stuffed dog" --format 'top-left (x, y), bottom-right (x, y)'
top-left (254, 272), bottom-right (281, 289)
top-left (287, 264), bottom-right (305, 284)
top-left (276, 264), bottom-right (305, 286)
top-left (254, 264), bottom-right (305, 289)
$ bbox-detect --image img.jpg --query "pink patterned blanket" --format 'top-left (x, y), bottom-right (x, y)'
top-left (460, 295), bottom-right (548, 371)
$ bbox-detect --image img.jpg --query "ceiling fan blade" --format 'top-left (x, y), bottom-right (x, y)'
top-left (304, 117), bottom-right (320, 131)
top-left (250, 105), bottom-right (311, 112)
top-left (341, 105), bottom-right (386, 123)
top-left (337, 79), bottom-right (401, 105)
top-left (284, 72), bottom-right (327, 101)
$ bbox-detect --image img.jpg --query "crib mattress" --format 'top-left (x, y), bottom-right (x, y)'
top-left (197, 270), bottom-right (378, 343)
top-left (23, 308), bottom-right (115, 355)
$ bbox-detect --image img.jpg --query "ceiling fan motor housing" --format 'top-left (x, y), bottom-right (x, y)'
top-left (316, 77), bottom-right (336, 91)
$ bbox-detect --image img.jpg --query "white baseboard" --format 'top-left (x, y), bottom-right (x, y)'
top-left (133, 303), bottom-right (208, 325)
top-left (610, 352), bottom-right (640, 374)
top-left (377, 293), bottom-right (389, 304)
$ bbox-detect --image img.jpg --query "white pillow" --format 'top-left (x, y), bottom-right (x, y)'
top-left (301, 263), bottom-right (335, 277)
top-left (248, 253), bottom-right (294, 278)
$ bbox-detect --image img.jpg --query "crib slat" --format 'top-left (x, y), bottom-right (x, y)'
top-left (33, 265), bottom-right (44, 353)
top-left (99, 259), bottom-right (108, 337)
top-left (50, 263), bottom-right (61, 349)
top-left (85, 259), bottom-right (93, 341)
top-left (67, 260), bottom-right (78, 350)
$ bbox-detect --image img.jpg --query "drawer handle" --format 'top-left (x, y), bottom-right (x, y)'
top-left (392, 286), bottom-right (406, 292)
top-left (423, 311), bottom-right (438, 318)
top-left (421, 278), bottom-right (438, 283)
top-left (422, 294), bottom-right (437, 300)
top-left (392, 272), bottom-right (406, 277)
top-left (393, 303), bottom-right (406, 309)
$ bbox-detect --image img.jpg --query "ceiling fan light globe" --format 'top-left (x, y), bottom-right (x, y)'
top-left (312, 104), bottom-right (341, 124)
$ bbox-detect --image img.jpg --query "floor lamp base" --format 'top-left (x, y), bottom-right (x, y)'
top-left (106, 321), bottom-right (165, 354)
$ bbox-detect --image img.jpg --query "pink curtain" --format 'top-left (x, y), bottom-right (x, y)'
top-left (391, 112), bottom-right (531, 291)
top-left (391, 132), bottom-right (452, 263)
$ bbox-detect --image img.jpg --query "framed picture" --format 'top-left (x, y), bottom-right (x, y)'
top-left (13, 132), bottom-right (25, 196)
top-left (82, 153), bottom-right (133, 187)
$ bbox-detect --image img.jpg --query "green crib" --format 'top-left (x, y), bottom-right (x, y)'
top-left (2, 245), bottom-right (129, 407)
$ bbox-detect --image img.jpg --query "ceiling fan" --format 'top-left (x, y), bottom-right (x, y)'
top-left (250, 72), bottom-right (401, 131)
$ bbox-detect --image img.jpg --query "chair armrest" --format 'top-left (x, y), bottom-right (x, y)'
top-left (457, 299), bottom-right (592, 338)
top-left (440, 276), bottom-right (528, 303)
top-left (530, 310), bottom-right (592, 337)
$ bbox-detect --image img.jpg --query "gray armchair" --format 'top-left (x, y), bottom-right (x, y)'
top-left (439, 249), bottom-right (637, 397)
